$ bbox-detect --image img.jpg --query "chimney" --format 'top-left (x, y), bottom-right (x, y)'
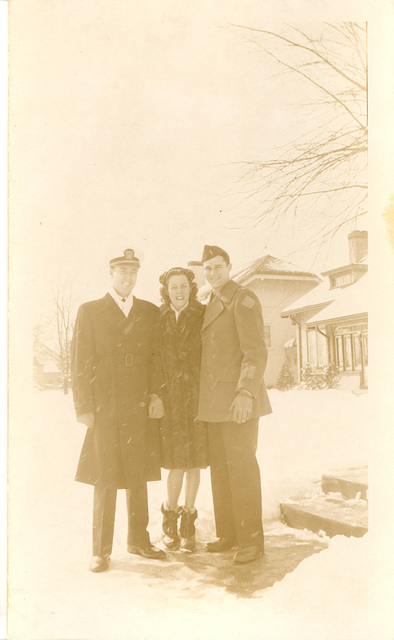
top-left (348, 230), bottom-right (368, 263)
top-left (187, 261), bottom-right (205, 289)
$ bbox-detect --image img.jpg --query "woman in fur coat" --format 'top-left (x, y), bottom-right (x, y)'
top-left (155, 267), bottom-right (208, 551)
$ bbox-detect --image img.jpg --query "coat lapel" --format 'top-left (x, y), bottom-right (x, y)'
top-left (219, 279), bottom-right (240, 305)
top-left (120, 297), bottom-right (144, 337)
top-left (98, 294), bottom-right (127, 325)
top-left (201, 294), bottom-right (224, 331)
top-left (201, 280), bottom-right (240, 332)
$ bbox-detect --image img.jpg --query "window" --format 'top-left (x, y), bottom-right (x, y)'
top-left (317, 331), bottom-right (328, 365)
top-left (332, 273), bottom-right (352, 287)
top-left (336, 336), bottom-right (343, 368)
top-left (307, 329), bottom-right (317, 366)
top-left (352, 334), bottom-right (362, 370)
top-left (362, 333), bottom-right (368, 366)
top-left (307, 327), bottom-right (328, 367)
top-left (343, 335), bottom-right (352, 370)
top-left (264, 325), bottom-right (272, 348)
top-left (334, 325), bottom-right (368, 372)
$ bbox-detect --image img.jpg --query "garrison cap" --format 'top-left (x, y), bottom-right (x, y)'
top-left (109, 248), bottom-right (140, 268)
top-left (201, 245), bottom-right (230, 264)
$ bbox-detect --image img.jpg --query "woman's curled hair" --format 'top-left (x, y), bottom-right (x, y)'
top-left (159, 267), bottom-right (199, 304)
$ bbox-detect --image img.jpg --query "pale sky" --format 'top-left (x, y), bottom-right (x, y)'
top-left (8, 1), bottom-right (390, 311)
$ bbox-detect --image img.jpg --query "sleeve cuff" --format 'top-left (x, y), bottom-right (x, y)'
top-left (237, 388), bottom-right (253, 398)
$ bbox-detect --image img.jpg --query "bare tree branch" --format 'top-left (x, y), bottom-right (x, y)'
top-left (34, 283), bottom-right (76, 393)
top-left (227, 22), bottom-right (367, 251)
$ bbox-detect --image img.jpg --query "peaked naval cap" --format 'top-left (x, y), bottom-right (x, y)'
top-left (201, 245), bottom-right (230, 264)
top-left (109, 248), bottom-right (140, 268)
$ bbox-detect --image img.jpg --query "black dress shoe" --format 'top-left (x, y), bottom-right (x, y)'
top-left (127, 544), bottom-right (166, 559)
top-left (206, 537), bottom-right (236, 552)
top-left (89, 556), bottom-right (110, 572)
top-left (233, 545), bottom-right (263, 564)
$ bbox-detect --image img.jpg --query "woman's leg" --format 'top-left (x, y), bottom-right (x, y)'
top-left (179, 469), bottom-right (200, 551)
top-left (184, 468), bottom-right (200, 510)
top-left (167, 469), bottom-right (185, 510)
top-left (162, 469), bottom-right (184, 549)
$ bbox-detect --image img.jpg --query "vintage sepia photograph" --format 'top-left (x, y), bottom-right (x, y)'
top-left (6, 1), bottom-right (394, 639)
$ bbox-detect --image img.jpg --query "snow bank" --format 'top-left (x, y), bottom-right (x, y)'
top-left (258, 389), bottom-right (368, 520)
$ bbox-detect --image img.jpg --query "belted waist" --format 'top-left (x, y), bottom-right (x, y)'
top-left (99, 353), bottom-right (147, 367)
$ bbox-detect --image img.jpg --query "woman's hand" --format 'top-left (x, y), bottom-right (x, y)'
top-left (77, 412), bottom-right (95, 429)
top-left (149, 395), bottom-right (165, 419)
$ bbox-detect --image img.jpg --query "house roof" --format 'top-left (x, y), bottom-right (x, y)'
top-left (281, 278), bottom-right (335, 315)
top-left (321, 261), bottom-right (368, 277)
top-left (198, 254), bottom-right (320, 301)
top-left (234, 255), bottom-right (320, 284)
top-left (306, 274), bottom-right (368, 325)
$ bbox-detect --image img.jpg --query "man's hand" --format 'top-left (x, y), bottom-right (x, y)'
top-left (149, 395), bottom-right (165, 419)
top-left (230, 392), bottom-right (253, 424)
top-left (77, 412), bottom-right (95, 429)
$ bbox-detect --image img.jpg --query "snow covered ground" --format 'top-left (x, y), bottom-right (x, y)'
top-left (7, 388), bottom-right (379, 640)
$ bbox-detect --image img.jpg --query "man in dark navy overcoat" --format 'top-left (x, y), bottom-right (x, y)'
top-left (71, 248), bottom-right (165, 572)
top-left (198, 245), bottom-right (272, 564)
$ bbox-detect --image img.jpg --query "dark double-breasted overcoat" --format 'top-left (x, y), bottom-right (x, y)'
top-left (156, 300), bottom-right (208, 470)
top-left (71, 293), bottom-right (161, 489)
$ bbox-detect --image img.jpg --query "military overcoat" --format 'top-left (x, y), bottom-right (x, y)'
top-left (198, 280), bottom-right (272, 422)
top-left (71, 294), bottom-right (161, 489)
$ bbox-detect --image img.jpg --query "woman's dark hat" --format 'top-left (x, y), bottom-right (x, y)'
top-left (109, 248), bottom-right (140, 268)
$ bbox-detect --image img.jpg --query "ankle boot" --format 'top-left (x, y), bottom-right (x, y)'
top-left (161, 503), bottom-right (181, 550)
top-left (179, 507), bottom-right (197, 552)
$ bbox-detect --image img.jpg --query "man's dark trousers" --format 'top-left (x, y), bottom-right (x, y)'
top-left (92, 480), bottom-right (150, 557)
top-left (207, 418), bottom-right (264, 548)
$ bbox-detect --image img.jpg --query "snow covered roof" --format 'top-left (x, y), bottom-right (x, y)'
top-left (198, 254), bottom-right (320, 302)
top-left (281, 278), bottom-right (335, 315)
top-left (234, 255), bottom-right (320, 284)
top-left (306, 274), bottom-right (368, 325)
top-left (321, 261), bottom-right (368, 277)
top-left (282, 272), bottom-right (368, 320)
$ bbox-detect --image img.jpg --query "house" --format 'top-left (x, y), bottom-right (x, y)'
top-left (188, 256), bottom-right (321, 388)
top-left (33, 357), bottom-right (63, 390)
top-left (281, 231), bottom-right (368, 390)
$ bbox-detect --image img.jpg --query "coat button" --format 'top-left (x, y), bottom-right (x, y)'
top-left (210, 332), bottom-right (215, 338)
top-left (140, 401), bottom-right (146, 407)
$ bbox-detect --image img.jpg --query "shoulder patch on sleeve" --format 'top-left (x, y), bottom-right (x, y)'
top-left (242, 295), bottom-right (255, 309)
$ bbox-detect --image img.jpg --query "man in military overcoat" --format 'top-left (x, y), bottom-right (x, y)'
top-left (198, 245), bottom-right (272, 564)
top-left (71, 248), bottom-right (165, 572)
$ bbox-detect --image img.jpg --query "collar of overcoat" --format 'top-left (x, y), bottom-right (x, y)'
top-left (96, 293), bottom-right (145, 331)
top-left (160, 299), bottom-right (205, 320)
top-left (201, 279), bottom-right (240, 331)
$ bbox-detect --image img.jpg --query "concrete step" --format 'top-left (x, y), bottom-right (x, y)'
top-left (321, 467), bottom-right (368, 500)
top-left (280, 492), bottom-right (368, 538)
